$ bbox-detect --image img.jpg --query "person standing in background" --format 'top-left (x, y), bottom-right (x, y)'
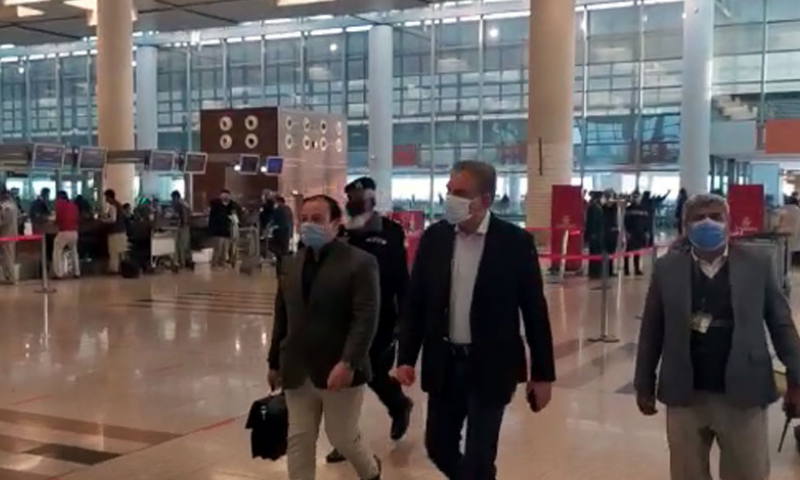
top-left (585, 191), bottom-right (605, 279)
top-left (10, 188), bottom-right (23, 235)
top-left (397, 161), bottom-right (555, 480)
top-left (675, 188), bottom-right (688, 236)
top-left (171, 190), bottom-right (193, 269)
top-left (0, 188), bottom-right (19, 285)
top-left (624, 192), bottom-right (650, 276)
top-left (268, 195), bottom-right (382, 480)
top-left (100, 189), bottom-right (128, 274)
top-left (30, 187), bottom-right (54, 262)
top-left (53, 191), bottom-right (80, 279)
top-left (325, 177), bottom-right (413, 465)
top-left (208, 189), bottom-right (241, 268)
top-left (269, 195), bottom-right (294, 272)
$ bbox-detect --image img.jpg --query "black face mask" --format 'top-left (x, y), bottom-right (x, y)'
top-left (346, 199), bottom-right (368, 218)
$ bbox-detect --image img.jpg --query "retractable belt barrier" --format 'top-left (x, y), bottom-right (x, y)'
top-left (526, 227), bottom-right (583, 283)
top-left (535, 243), bottom-right (667, 344)
top-left (0, 234), bottom-right (56, 294)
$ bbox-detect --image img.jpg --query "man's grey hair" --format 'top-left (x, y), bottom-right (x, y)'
top-left (452, 160), bottom-right (497, 201)
top-left (683, 193), bottom-right (729, 225)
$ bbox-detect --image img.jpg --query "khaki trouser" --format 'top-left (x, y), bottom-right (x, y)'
top-left (667, 393), bottom-right (769, 480)
top-left (0, 241), bottom-right (16, 284)
top-left (211, 236), bottom-right (232, 267)
top-left (285, 380), bottom-right (379, 480)
top-left (53, 231), bottom-right (80, 278)
top-left (107, 232), bottom-right (128, 273)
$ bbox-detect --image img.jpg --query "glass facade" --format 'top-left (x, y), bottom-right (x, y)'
top-left (0, 0), bottom-right (798, 205)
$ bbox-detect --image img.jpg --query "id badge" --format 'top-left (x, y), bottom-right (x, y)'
top-left (691, 313), bottom-right (713, 334)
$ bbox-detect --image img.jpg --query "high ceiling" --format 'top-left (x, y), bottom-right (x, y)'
top-left (0, 0), bottom-right (420, 45)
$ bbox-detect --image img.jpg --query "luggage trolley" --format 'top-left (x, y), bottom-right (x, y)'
top-left (236, 224), bottom-right (261, 274)
top-left (151, 227), bottom-right (180, 273)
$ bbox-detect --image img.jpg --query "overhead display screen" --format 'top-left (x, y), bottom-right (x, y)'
top-left (77, 147), bottom-right (107, 171)
top-left (183, 152), bottom-right (208, 174)
top-left (32, 144), bottom-right (66, 170)
top-left (149, 150), bottom-right (176, 172)
top-left (238, 154), bottom-right (260, 175)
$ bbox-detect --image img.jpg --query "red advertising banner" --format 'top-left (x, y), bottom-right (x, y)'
top-left (728, 184), bottom-right (764, 235)
top-left (390, 211), bottom-right (426, 267)
top-left (550, 185), bottom-right (584, 270)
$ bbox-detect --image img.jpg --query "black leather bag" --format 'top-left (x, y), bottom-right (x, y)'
top-left (245, 393), bottom-right (288, 460)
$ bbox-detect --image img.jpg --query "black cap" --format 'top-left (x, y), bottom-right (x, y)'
top-left (345, 176), bottom-right (377, 194)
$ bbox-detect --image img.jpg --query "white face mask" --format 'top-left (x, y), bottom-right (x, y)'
top-left (444, 194), bottom-right (474, 225)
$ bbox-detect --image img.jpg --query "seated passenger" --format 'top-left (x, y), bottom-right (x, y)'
top-left (635, 193), bottom-right (800, 480)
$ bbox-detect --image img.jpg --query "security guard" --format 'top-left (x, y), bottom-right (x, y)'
top-left (326, 176), bottom-right (413, 464)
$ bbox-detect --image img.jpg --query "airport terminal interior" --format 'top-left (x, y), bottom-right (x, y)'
top-left (2, 0), bottom-right (800, 478)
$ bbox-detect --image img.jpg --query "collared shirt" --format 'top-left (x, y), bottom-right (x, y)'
top-left (449, 212), bottom-right (491, 345)
top-left (691, 246), bottom-right (729, 279)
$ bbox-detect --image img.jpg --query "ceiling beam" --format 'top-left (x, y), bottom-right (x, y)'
top-left (153, 0), bottom-right (238, 25)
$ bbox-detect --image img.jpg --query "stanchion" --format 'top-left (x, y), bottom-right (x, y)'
top-left (34, 235), bottom-right (56, 294)
top-left (588, 250), bottom-right (620, 344)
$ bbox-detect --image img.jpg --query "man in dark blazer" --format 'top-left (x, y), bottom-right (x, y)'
top-left (396, 161), bottom-right (556, 480)
top-left (635, 193), bottom-right (800, 480)
top-left (268, 195), bottom-right (382, 480)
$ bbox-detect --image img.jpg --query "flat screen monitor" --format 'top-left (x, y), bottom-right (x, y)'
top-left (32, 144), bottom-right (66, 170)
top-left (77, 146), bottom-right (107, 171)
top-left (260, 156), bottom-right (284, 175)
top-left (149, 150), bottom-right (176, 172)
top-left (238, 154), bottom-right (260, 175)
top-left (183, 152), bottom-right (208, 174)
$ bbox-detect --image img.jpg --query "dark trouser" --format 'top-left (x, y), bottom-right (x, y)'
top-left (624, 235), bottom-right (646, 275)
top-left (369, 343), bottom-right (409, 417)
top-left (425, 350), bottom-right (506, 480)
top-left (604, 231), bottom-right (618, 275)
top-left (587, 236), bottom-right (603, 279)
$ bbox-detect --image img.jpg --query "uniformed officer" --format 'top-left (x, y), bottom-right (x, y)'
top-left (326, 177), bottom-right (413, 464)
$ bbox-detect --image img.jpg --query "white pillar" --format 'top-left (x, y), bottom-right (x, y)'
top-left (526, 0), bottom-right (575, 227)
top-left (97, 0), bottom-right (135, 204)
top-left (368, 25), bottom-right (393, 212)
top-left (135, 45), bottom-right (160, 198)
top-left (679, 0), bottom-right (714, 196)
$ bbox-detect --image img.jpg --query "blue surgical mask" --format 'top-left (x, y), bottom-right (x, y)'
top-left (300, 222), bottom-right (332, 250)
top-left (688, 218), bottom-right (727, 252)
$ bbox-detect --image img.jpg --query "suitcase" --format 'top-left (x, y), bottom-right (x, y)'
top-left (120, 258), bottom-right (140, 279)
top-left (245, 393), bottom-right (288, 460)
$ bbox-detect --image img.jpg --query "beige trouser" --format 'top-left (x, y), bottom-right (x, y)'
top-left (285, 380), bottom-right (379, 480)
top-left (175, 226), bottom-right (191, 267)
top-left (667, 393), bottom-right (769, 480)
top-left (0, 242), bottom-right (16, 284)
top-left (211, 236), bottom-right (232, 267)
top-left (107, 232), bottom-right (128, 273)
top-left (53, 231), bottom-right (80, 278)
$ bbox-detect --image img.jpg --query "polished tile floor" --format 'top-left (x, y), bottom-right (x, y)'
top-left (0, 265), bottom-right (799, 480)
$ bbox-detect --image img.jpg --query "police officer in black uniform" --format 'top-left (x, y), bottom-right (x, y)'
top-left (326, 177), bottom-right (414, 464)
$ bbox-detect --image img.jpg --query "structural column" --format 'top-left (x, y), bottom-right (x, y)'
top-left (136, 45), bottom-right (160, 197)
top-left (97, 0), bottom-right (135, 204)
top-left (526, 0), bottom-right (576, 228)
top-left (679, 0), bottom-right (714, 195)
top-left (368, 25), bottom-right (393, 212)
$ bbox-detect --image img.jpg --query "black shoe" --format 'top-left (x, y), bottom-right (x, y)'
top-left (635, 270), bottom-right (644, 277)
top-left (390, 398), bottom-right (414, 441)
top-left (326, 448), bottom-right (346, 464)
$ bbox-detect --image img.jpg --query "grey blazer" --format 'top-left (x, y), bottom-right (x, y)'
top-left (268, 240), bottom-right (380, 390)
top-left (634, 244), bottom-right (800, 408)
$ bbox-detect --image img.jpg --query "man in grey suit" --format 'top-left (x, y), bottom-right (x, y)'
top-left (635, 193), bottom-right (800, 480)
top-left (268, 194), bottom-right (382, 480)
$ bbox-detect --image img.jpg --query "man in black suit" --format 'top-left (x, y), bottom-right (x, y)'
top-left (326, 177), bottom-right (413, 464)
top-left (396, 161), bottom-right (556, 480)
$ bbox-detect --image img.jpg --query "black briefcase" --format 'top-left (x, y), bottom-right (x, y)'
top-left (245, 393), bottom-right (288, 460)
